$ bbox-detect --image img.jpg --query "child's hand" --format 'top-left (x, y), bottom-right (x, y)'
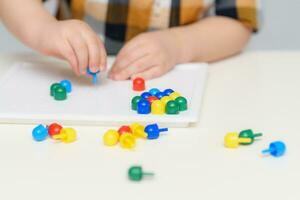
top-left (109, 30), bottom-right (181, 80)
top-left (40, 20), bottom-right (106, 76)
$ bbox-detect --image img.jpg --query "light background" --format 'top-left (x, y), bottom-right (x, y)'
top-left (0, 0), bottom-right (299, 53)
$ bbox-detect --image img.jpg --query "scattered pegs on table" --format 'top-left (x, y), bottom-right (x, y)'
top-left (120, 133), bottom-right (136, 149)
top-left (239, 129), bottom-right (263, 145)
top-left (128, 166), bottom-right (154, 181)
top-left (32, 124), bottom-right (48, 142)
top-left (224, 132), bottom-right (251, 148)
top-left (130, 123), bottom-right (147, 138)
top-left (145, 123), bottom-right (168, 140)
top-left (262, 141), bottom-right (286, 157)
top-left (52, 128), bottom-right (77, 143)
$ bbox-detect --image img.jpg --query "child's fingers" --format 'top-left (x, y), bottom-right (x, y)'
top-left (97, 37), bottom-right (107, 71)
top-left (110, 48), bottom-right (148, 75)
top-left (115, 36), bottom-right (144, 62)
top-left (81, 31), bottom-right (101, 73)
top-left (67, 34), bottom-right (89, 75)
top-left (111, 55), bottom-right (155, 80)
top-left (131, 66), bottom-right (163, 80)
top-left (58, 40), bottom-right (80, 76)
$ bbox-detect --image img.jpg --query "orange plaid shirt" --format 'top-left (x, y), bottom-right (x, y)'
top-left (51, 0), bottom-right (261, 54)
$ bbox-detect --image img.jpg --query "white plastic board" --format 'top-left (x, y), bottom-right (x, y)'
top-left (0, 62), bottom-right (207, 127)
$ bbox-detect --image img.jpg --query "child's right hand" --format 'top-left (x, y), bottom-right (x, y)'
top-left (38, 20), bottom-right (107, 76)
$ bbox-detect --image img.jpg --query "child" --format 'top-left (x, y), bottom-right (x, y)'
top-left (0, 0), bottom-right (260, 80)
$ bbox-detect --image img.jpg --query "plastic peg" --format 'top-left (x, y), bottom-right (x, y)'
top-left (169, 92), bottom-right (181, 100)
top-left (120, 133), bottom-right (136, 149)
top-left (128, 166), bottom-right (154, 181)
top-left (224, 132), bottom-right (251, 148)
top-left (137, 99), bottom-right (151, 114)
top-left (48, 123), bottom-right (63, 137)
top-left (87, 67), bottom-right (100, 85)
top-left (149, 88), bottom-right (160, 96)
top-left (131, 96), bottom-right (142, 111)
top-left (151, 100), bottom-right (165, 115)
top-left (133, 77), bottom-right (145, 91)
top-left (52, 128), bottom-right (77, 143)
top-left (163, 88), bottom-right (174, 96)
top-left (145, 123), bottom-right (168, 140)
top-left (175, 96), bottom-right (188, 111)
top-left (130, 123), bottom-right (147, 138)
top-left (103, 130), bottom-right (119, 146)
top-left (60, 80), bottom-right (72, 93)
top-left (262, 141), bottom-right (286, 157)
top-left (32, 124), bottom-right (48, 141)
top-left (239, 129), bottom-right (263, 145)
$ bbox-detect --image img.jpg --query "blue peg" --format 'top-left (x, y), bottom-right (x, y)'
top-left (32, 124), bottom-right (48, 141)
top-left (155, 92), bottom-right (165, 99)
top-left (262, 141), bottom-right (286, 157)
top-left (145, 123), bottom-right (168, 139)
top-left (137, 99), bottom-right (151, 114)
top-left (149, 88), bottom-right (160, 96)
top-left (141, 92), bottom-right (152, 99)
top-left (87, 67), bottom-right (100, 85)
top-left (60, 80), bottom-right (72, 93)
top-left (163, 89), bottom-right (174, 96)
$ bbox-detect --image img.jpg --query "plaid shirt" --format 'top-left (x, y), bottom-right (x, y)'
top-left (53, 0), bottom-right (261, 54)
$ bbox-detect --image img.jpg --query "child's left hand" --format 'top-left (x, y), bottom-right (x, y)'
top-left (109, 30), bottom-right (181, 80)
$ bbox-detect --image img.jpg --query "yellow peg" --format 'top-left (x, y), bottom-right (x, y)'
top-left (224, 132), bottom-right (251, 148)
top-left (120, 133), bottom-right (136, 149)
top-left (151, 100), bottom-right (165, 115)
top-left (130, 123), bottom-right (147, 138)
top-left (160, 96), bottom-right (172, 106)
top-left (52, 128), bottom-right (77, 143)
top-left (169, 92), bottom-right (181, 100)
top-left (103, 130), bottom-right (119, 146)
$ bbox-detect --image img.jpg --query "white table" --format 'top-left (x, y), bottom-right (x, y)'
top-left (0, 51), bottom-right (299, 200)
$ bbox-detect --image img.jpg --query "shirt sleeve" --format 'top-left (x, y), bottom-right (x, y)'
top-left (213, 0), bottom-right (261, 32)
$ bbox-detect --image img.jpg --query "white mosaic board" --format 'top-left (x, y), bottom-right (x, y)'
top-left (0, 62), bottom-right (207, 127)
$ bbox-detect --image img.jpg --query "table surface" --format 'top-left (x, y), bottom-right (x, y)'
top-left (0, 51), bottom-right (299, 200)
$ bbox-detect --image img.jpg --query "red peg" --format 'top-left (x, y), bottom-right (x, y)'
top-left (48, 123), bottom-right (63, 137)
top-left (147, 96), bottom-right (158, 104)
top-left (133, 77), bottom-right (145, 91)
top-left (118, 125), bottom-right (132, 136)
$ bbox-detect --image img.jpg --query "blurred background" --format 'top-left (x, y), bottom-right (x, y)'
top-left (0, 0), bottom-right (299, 53)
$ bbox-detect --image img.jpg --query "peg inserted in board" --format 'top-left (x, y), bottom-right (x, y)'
top-left (163, 88), bottom-right (174, 96)
top-left (60, 80), bottom-right (72, 93)
top-left (133, 77), bottom-right (145, 91)
top-left (149, 88), bottom-right (160, 96)
top-left (137, 99), bottom-right (151, 114)
top-left (151, 100), bottom-right (165, 115)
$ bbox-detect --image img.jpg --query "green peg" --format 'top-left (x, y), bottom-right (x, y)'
top-left (128, 166), bottom-right (154, 181)
top-left (166, 100), bottom-right (179, 115)
top-left (175, 96), bottom-right (188, 111)
top-left (239, 129), bottom-right (263, 145)
top-left (131, 96), bottom-right (142, 111)
top-left (50, 83), bottom-right (61, 96)
top-left (54, 85), bottom-right (67, 101)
